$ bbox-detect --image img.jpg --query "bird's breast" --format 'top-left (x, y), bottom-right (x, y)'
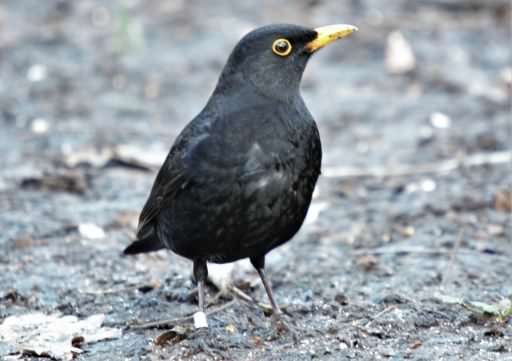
top-left (158, 97), bottom-right (322, 262)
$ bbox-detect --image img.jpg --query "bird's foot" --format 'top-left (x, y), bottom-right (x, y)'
top-left (271, 312), bottom-right (288, 333)
top-left (186, 327), bottom-right (218, 358)
top-left (269, 312), bottom-right (299, 342)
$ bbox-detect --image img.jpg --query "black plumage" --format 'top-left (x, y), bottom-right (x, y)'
top-left (124, 23), bottom-right (357, 328)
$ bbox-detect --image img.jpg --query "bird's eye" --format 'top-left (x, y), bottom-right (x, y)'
top-left (272, 38), bottom-right (292, 57)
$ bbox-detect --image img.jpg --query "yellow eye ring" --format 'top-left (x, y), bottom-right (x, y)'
top-left (272, 38), bottom-right (292, 57)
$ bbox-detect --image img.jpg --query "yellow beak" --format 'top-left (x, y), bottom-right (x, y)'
top-left (305, 24), bottom-right (358, 53)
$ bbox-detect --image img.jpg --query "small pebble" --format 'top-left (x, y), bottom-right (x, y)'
top-left (78, 223), bottom-right (106, 240)
top-left (27, 64), bottom-right (47, 82)
top-left (30, 118), bottom-right (49, 134)
top-left (430, 112), bottom-right (451, 129)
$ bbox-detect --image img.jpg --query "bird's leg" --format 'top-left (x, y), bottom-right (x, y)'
top-left (250, 255), bottom-right (295, 337)
top-left (257, 268), bottom-right (282, 315)
top-left (187, 260), bottom-right (220, 357)
top-left (250, 256), bottom-right (281, 315)
top-left (193, 259), bottom-right (209, 329)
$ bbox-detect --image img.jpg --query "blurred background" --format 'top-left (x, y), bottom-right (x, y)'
top-left (1, 1), bottom-right (511, 360)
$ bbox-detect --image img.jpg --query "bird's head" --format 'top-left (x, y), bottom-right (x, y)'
top-left (214, 24), bottom-right (358, 100)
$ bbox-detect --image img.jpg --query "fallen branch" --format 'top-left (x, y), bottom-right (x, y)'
top-left (396, 292), bottom-right (452, 319)
top-left (363, 306), bottom-right (396, 328)
top-left (323, 150), bottom-right (511, 178)
top-left (440, 231), bottom-right (464, 288)
top-left (351, 246), bottom-right (506, 257)
top-left (80, 283), bottom-right (158, 295)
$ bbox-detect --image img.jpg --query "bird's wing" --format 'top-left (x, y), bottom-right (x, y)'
top-left (134, 123), bottom-right (211, 240)
top-left (135, 168), bottom-right (186, 240)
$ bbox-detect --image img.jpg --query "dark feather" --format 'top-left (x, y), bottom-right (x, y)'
top-left (123, 230), bottom-right (164, 254)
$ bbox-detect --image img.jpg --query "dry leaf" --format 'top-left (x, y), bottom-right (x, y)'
top-left (154, 326), bottom-right (187, 346)
top-left (0, 313), bottom-right (121, 360)
top-left (20, 170), bottom-right (89, 194)
top-left (398, 226), bottom-right (415, 237)
top-left (225, 324), bottom-right (236, 334)
top-left (494, 190), bottom-right (512, 212)
top-left (356, 255), bottom-right (379, 271)
top-left (409, 340), bottom-right (422, 349)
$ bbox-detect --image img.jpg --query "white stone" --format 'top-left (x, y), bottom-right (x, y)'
top-left (27, 64), bottom-right (47, 82)
top-left (386, 31), bottom-right (416, 74)
top-left (78, 223), bottom-right (106, 240)
top-left (31, 118), bottom-right (49, 134)
top-left (430, 112), bottom-right (451, 129)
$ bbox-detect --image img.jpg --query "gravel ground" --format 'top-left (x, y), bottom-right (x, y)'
top-left (1, 0), bottom-right (511, 360)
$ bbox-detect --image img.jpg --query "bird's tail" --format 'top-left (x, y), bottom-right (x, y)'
top-left (123, 228), bottom-right (165, 255)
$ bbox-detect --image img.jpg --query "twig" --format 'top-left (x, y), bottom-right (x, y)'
top-left (80, 283), bottom-right (158, 295)
top-left (394, 292), bottom-right (452, 320)
top-left (351, 306), bottom-right (396, 336)
top-left (323, 150), bottom-right (511, 178)
top-left (440, 230), bottom-right (464, 289)
top-left (364, 306), bottom-right (396, 328)
top-left (129, 300), bottom-right (236, 330)
top-left (351, 246), bottom-right (505, 257)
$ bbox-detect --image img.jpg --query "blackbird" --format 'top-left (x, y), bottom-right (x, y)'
top-left (124, 23), bottom-right (357, 329)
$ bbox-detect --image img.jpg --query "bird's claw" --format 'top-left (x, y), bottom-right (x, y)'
top-left (272, 313), bottom-right (288, 333)
top-left (270, 312), bottom-right (299, 342)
